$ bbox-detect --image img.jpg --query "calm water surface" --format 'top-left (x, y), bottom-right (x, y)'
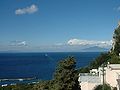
top-left (0, 52), bottom-right (101, 85)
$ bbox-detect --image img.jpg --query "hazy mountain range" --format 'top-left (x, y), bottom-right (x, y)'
top-left (81, 46), bottom-right (109, 52)
top-left (0, 46), bottom-right (110, 53)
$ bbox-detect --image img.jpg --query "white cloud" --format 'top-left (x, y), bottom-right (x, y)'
top-left (10, 41), bottom-right (27, 46)
top-left (117, 6), bottom-right (120, 11)
top-left (18, 41), bottom-right (26, 46)
top-left (67, 39), bottom-right (112, 48)
top-left (15, 4), bottom-right (38, 15)
top-left (116, 6), bottom-right (120, 11)
top-left (114, 6), bottom-right (120, 12)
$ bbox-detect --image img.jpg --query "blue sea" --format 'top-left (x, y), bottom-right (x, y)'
top-left (0, 52), bottom-right (101, 85)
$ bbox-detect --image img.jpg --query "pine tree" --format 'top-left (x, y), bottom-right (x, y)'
top-left (53, 56), bottom-right (80, 90)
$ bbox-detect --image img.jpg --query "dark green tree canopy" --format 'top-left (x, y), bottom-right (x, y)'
top-left (112, 25), bottom-right (120, 55)
top-left (53, 56), bottom-right (80, 90)
top-left (94, 84), bottom-right (111, 90)
top-left (31, 56), bottom-right (81, 90)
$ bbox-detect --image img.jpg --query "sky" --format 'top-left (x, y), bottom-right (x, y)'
top-left (0, 0), bottom-right (120, 52)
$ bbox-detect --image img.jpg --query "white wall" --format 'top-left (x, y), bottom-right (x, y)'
top-left (106, 69), bottom-right (120, 87)
top-left (80, 82), bottom-right (99, 90)
top-left (79, 75), bottom-right (101, 90)
top-left (79, 64), bottom-right (120, 90)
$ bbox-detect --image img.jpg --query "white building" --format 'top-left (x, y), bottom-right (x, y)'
top-left (105, 64), bottom-right (120, 89)
top-left (78, 64), bottom-right (120, 90)
top-left (78, 73), bottom-right (101, 90)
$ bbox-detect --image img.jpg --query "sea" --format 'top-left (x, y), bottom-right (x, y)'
top-left (0, 52), bottom-right (101, 85)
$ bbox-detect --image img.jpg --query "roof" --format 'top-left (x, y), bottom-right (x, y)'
top-left (108, 64), bottom-right (120, 70)
top-left (79, 76), bottom-right (101, 83)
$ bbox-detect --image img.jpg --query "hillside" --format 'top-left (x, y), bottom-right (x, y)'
top-left (82, 46), bottom-right (109, 52)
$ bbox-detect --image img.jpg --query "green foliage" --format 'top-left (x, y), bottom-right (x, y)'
top-left (89, 53), bottom-right (111, 69)
top-left (79, 51), bottom-right (120, 73)
top-left (0, 86), bottom-right (11, 90)
top-left (113, 87), bottom-right (117, 90)
top-left (0, 84), bottom-right (34, 90)
top-left (78, 67), bottom-right (89, 73)
top-left (32, 56), bottom-right (81, 90)
top-left (94, 84), bottom-right (111, 90)
top-left (53, 56), bottom-right (80, 90)
top-left (78, 52), bottom-right (111, 73)
top-left (109, 53), bottom-right (120, 64)
top-left (32, 80), bottom-right (52, 90)
top-left (113, 26), bottom-right (120, 55)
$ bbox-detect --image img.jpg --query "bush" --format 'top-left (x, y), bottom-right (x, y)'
top-left (94, 84), bottom-right (111, 90)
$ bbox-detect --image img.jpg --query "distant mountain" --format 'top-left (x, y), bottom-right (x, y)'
top-left (82, 46), bottom-right (109, 52)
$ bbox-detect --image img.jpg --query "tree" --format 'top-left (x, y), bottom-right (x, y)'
top-left (112, 25), bottom-right (120, 55)
top-left (94, 84), bottom-right (111, 90)
top-left (89, 53), bottom-right (111, 69)
top-left (32, 56), bottom-right (81, 90)
top-left (79, 67), bottom-right (89, 73)
top-left (109, 53), bottom-right (120, 64)
top-left (78, 52), bottom-right (112, 73)
top-left (53, 56), bottom-right (81, 90)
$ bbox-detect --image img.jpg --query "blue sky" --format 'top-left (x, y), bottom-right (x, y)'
top-left (0, 0), bottom-right (120, 52)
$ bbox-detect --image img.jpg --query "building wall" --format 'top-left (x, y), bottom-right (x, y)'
top-left (78, 75), bottom-right (101, 90)
top-left (98, 67), bottom-right (107, 84)
top-left (106, 69), bottom-right (120, 87)
top-left (80, 82), bottom-right (99, 90)
top-left (98, 65), bottom-right (120, 88)
top-left (79, 64), bottom-right (120, 90)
